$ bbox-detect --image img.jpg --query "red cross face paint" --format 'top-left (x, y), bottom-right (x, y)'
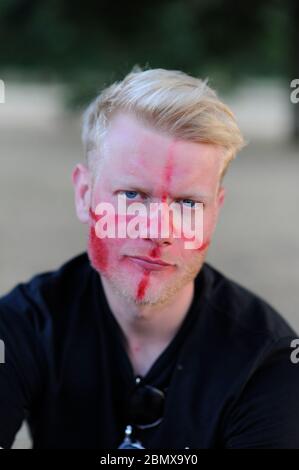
top-left (88, 208), bottom-right (109, 273)
top-left (86, 112), bottom-right (225, 305)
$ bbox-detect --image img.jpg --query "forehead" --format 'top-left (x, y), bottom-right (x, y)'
top-left (100, 112), bottom-right (224, 192)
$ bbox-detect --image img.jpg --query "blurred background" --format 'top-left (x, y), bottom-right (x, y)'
top-left (0, 0), bottom-right (298, 448)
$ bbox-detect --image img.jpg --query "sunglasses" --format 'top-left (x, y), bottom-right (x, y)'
top-left (118, 381), bottom-right (166, 449)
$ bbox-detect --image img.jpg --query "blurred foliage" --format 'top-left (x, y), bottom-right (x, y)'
top-left (0, 0), bottom-right (297, 108)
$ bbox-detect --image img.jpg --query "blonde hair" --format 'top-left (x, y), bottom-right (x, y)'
top-left (82, 66), bottom-right (246, 180)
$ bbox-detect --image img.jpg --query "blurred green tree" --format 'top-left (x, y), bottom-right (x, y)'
top-left (0, 0), bottom-right (298, 137)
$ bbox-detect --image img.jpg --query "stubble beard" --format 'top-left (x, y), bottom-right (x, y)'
top-left (99, 254), bottom-right (204, 308)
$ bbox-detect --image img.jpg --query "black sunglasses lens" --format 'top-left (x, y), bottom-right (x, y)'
top-left (128, 384), bottom-right (165, 427)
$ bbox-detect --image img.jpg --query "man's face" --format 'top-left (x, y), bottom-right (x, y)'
top-left (73, 112), bottom-right (225, 306)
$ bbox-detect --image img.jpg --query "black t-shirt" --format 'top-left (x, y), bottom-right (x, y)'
top-left (0, 252), bottom-right (298, 449)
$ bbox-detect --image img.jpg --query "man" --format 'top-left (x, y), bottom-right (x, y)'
top-left (0, 67), bottom-right (299, 449)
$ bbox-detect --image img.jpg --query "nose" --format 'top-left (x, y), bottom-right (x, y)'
top-left (146, 201), bottom-right (174, 246)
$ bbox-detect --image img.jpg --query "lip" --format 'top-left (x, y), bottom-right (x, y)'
top-left (127, 256), bottom-right (174, 271)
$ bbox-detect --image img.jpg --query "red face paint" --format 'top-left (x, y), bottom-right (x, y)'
top-left (89, 130), bottom-right (210, 301)
top-left (160, 141), bottom-right (175, 202)
top-left (89, 207), bottom-right (98, 223)
top-left (88, 208), bottom-right (109, 273)
top-left (135, 142), bottom-right (176, 301)
top-left (149, 246), bottom-right (160, 258)
top-left (196, 240), bottom-right (210, 252)
top-left (136, 271), bottom-right (150, 301)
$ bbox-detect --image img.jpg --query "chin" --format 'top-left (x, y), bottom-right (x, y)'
top-left (105, 273), bottom-right (167, 306)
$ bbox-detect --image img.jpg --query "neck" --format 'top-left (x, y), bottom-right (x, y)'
top-left (100, 276), bottom-right (195, 375)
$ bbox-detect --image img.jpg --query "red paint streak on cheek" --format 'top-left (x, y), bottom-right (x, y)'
top-left (88, 226), bottom-right (109, 271)
top-left (89, 207), bottom-right (99, 223)
top-left (196, 240), bottom-right (210, 252)
top-left (88, 208), bottom-right (109, 272)
top-left (136, 272), bottom-right (150, 301)
top-left (89, 207), bottom-right (152, 299)
top-left (181, 229), bottom-right (210, 252)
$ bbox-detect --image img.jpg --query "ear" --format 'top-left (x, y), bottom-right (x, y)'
top-left (71, 163), bottom-right (91, 224)
top-left (217, 186), bottom-right (225, 209)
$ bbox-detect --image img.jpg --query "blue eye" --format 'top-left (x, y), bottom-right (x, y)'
top-left (124, 191), bottom-right (138, 199)
top-left (181, 199), bottom-right (196, 208)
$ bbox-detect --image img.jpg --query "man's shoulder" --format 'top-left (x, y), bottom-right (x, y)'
top-left (0, 252), bottom-right (91, 319)
top-left (201, 262), bottom-right (297, 341)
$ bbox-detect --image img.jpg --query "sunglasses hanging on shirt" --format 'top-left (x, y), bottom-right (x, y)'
top-left (118, 381), bottom-right (165, 449)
